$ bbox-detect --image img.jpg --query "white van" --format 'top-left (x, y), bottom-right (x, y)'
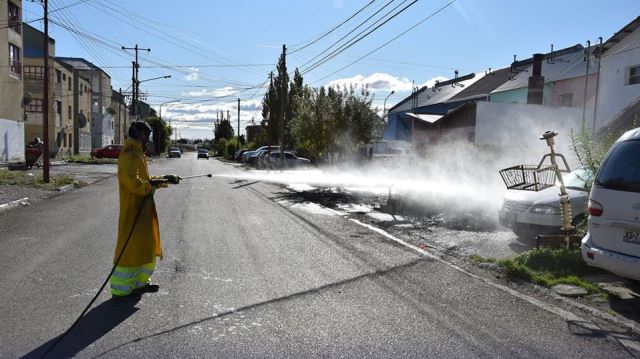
top-left (582, 127), bottom-right (640, 280)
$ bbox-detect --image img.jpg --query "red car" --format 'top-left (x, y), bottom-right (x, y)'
top-left (90, 144), bottom-right (123, 159)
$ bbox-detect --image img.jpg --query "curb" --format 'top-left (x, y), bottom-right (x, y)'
top-left (0, 197), bottom-right (30, 213)
top-left (56, 184), bottom-right (75, 192)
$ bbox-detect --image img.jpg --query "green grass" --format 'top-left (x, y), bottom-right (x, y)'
top-left (65, 155), bottom-right (117, 164)
top-left (0, 169), bottom-right (85, 191)
top-left (469, 254), bottom-right (496, 264)
top-left (497, 248), bottom-right (606, 295)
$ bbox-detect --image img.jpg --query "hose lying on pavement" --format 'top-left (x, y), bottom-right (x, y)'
top-left (39, 194), bottom-right (151, 359)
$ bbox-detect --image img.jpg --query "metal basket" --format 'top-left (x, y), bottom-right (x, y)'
top-left (499, 165), bottom-right (557, 191)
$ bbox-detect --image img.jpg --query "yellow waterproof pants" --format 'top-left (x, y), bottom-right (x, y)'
top-left (110, 259), bottom-right (155, 296)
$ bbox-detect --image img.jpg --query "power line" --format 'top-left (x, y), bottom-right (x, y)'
top-left (48, 0), bottom-right (92, 14)
top-left (302, 0), bottom-right (418, 76)
top-left (299, 0), bottom-right (398, 70)
top-left (289, 0), bottom-right (377, 54)
top-left (311, 0), bottom-right (457, 85)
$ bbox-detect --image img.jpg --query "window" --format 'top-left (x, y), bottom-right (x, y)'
top-left (63, 73), bottom-right (66, 81)
top-left (8, 43), bottom-right (21, 76)
top-left (55, 70), bottom-right (61, 83)
top-left (55, 101), bottom-right (62, 127)
top-left (68, 105), bottom-right (72, 119)
top-left (26, 99), bottom-right (43, 113)
top-left (559, 93), bottom-right (573, 107)
top-left (24, 66), bottom-right (44, 80)
top-left (596, 140), bottom-right (640, 193)
top-left (68, 78), bottom-right (72, 90)
top-left (68, 134), bottom-right (73, 147)
top-left (8, 1), bottom-right (21, 34)
top-left (628, 66), bottom-right (640, 85)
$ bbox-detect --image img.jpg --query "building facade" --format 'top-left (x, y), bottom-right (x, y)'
top-left (111, 89), bottom-right (129, 144)
top-left (58, 57), bottom-right (113, 148)
top-left (594, 16), bottom-right (640, 130)
top-left (0, 0), bottom-right (24, 163)
top-left (22, 24), bottom-right (57, 157)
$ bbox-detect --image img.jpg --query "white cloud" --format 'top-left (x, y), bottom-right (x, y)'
top-left (185, 86), bottom-right (237, 98)
top-left (163, 97), bottom-right (264, 138)
top-left (327, 73), bottom-right (449, 93)
top-left (184, 67), bottom-right (200, 81)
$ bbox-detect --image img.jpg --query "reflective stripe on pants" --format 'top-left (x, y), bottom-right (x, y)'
top-left (110, 260), bottom-right (155, 296)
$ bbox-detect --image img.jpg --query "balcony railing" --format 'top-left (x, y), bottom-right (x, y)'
top-left (8, 15), bottom-right (21, 34)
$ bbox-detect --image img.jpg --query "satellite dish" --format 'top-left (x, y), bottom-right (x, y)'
top-left (76, 112), bottom-right (87, 128)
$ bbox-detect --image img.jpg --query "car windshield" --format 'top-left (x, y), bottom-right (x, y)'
top-left (558, 168), bottom-right (592, 191)
top-left (595, 140), bottom-right (640, 193)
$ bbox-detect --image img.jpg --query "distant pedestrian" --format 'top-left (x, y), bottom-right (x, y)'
top-left (110, 121), bottom-right (180, 300)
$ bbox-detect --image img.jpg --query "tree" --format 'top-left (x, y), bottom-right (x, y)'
top-left (146, 116), bottom-right (172, 155)
top-left (214, 119), bottom-right (234, 142)
top-left (290, 84), bottom-right (383, 162)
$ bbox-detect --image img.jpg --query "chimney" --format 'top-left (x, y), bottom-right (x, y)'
top-left (527, 53), bottom-right (545, 105)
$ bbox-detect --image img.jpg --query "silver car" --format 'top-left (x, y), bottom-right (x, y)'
top-left (499, 168), bottom-right (591, 238)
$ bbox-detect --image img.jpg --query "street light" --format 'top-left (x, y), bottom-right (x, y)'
top-left (134, 75), bottom-right (171, 119)
top-left (159, 99), bottom-right (181, 120)
top-left (383, 90), bottom-right (395, 122)
top-left (139, 75), bottom-right (171, 84)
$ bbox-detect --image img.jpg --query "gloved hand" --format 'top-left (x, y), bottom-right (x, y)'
top-left (150, 178), bottom-right (169, 188)
top-left (163, 174), bottom-right (181, 185)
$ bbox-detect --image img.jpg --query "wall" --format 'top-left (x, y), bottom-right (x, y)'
top-left (54, 62), bottom-right (75, 157)
top-left (0, 0), bottom-right (24, 161)
top-left (551, 73), bottom-right (597, 109)
top-left (595, 27), bottom-right (640, 128)
top-left (490, 84), bottom-right (553, 105)
top-left (0, 119), bottom-right (24, 162)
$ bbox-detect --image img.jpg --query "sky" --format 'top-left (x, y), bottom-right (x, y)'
top-left (22, 0), bottom-right (640, 139)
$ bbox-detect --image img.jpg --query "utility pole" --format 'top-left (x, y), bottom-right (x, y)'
top-left (280, 44), bottom-right (286, 168)
top-left (118, 88), bottom-right (123, 143)
top-left (42, 0), bottom-right (50, 182)
top-left (592, 37), bottom-right (603, 136)
top-left (122, 44), bottom-right (151, 120)
top-left (237, 98), bottom-right (241, 150)
top-left (268, 71), bottom-right (273, 155)
top-left (582, 40), bottom-right (591, 128)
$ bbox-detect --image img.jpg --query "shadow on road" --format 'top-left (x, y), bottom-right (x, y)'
top-left (21, 297), bottom-right (140, 359)
top-left (231, 180), bottom-right (260, 189)
top-left (92, 259), bottom-right (426, 358)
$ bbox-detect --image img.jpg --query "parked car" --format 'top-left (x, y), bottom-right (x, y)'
top-left (234, 149), bottom-right (248, 161)
top-left (241, 146), bottom-right (279, 162)
top-left (90, 144), bottom-right (122, 159)
top-left (582, 128), bottom-right (640, 281)
top-left (197, 148), bottom-right (209, 159)
top-left (265, 151), bottom-right (311, 169)
top-left (246, 149), bottom-right (268, 166)
top-left (499, 168), bottom-right (591, 238)
top-left (167, 147), bottom-right (181, 158)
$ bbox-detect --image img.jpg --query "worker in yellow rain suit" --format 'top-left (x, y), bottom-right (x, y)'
top-left (110, 121), bottom-right (180, 299)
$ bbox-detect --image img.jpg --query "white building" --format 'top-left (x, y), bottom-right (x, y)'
top-left (0, 0), bottom-right (24, 163)
top-left (594, 16), bottom-right (640, 130)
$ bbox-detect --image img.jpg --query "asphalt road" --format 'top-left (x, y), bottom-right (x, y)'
top-left (0, 154), bottom-right (637, 358)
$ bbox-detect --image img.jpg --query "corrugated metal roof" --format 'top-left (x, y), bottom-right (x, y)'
top-left (389, 72), bottom-right (485, 113)
top-left (491, 49), bottom-right (596, 94)
top-left (447, 67), bottom-right (512, 102)
top-left (404, 112), bottom-right (442, 124)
